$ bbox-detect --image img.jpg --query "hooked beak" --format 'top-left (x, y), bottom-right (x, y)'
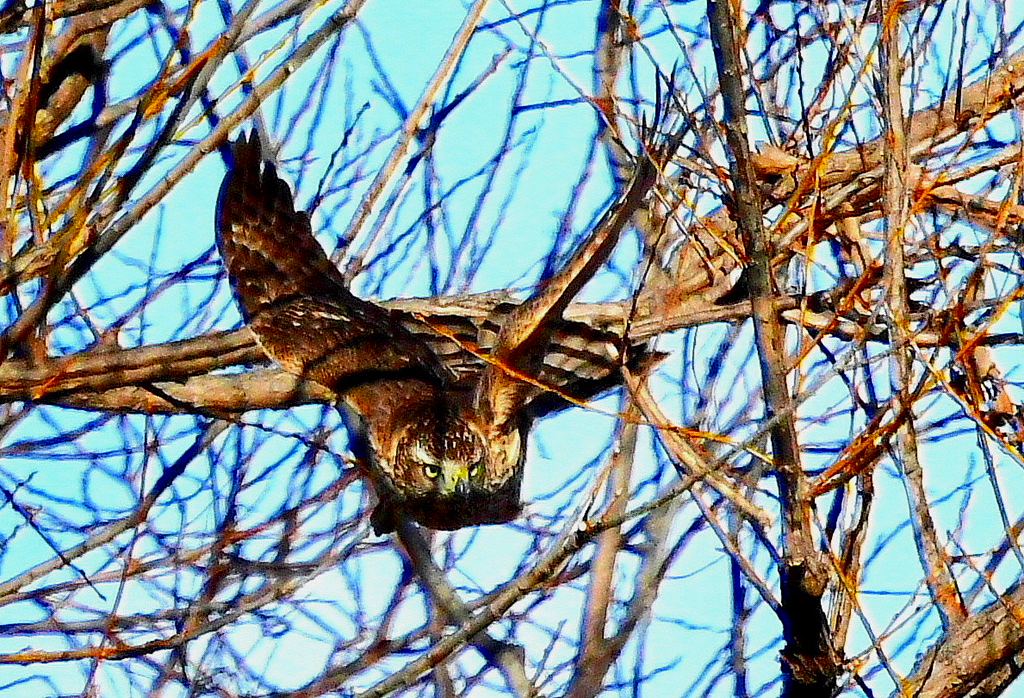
top-left (440, 462), bottom-right (471, 496)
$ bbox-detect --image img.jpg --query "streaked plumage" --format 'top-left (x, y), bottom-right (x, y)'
top-left (215, 111), bottom-right (672, 533)
top-left (217, 134), bottom-right (524, 533)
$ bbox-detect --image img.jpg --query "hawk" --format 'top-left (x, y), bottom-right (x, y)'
top-left (216, 119), bottom-right (672, 533)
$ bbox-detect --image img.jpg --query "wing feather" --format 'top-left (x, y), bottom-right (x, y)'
top-left (215, 133), bottom-right (449, 416)
top-left (476, 96), bottom-right (686, 430)
top-left (216, 133), bottom-right (351, 317)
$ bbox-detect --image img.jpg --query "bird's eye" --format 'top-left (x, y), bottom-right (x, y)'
top-left (423, 463), bottom-right (441, 479)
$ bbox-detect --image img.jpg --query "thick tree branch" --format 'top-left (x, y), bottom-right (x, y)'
top-left (707, 0), bottom-right (838, 694)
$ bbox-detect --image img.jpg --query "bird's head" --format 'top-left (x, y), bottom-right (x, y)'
top-left (369, 406), bottom-right (525, 532)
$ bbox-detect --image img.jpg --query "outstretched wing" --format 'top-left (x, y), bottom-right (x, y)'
top-left (217, 132), bottom-right (352, 317)
top-left (215, 133), bottom-right (447, 419)
top-left (476, 99), bottom-right (684, 431)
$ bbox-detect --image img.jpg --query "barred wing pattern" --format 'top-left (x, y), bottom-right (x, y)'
top-left (215, 134), bottom-right (524, 533)
top-left (216, 134), bottom-right (447, 430)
